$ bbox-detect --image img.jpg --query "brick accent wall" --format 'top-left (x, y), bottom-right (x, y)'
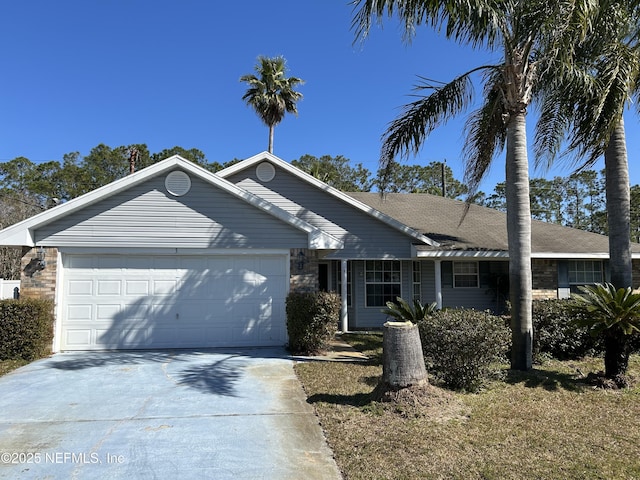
top-left (531, 258), bottom-right (558, 300)
top-left (20, 247), bottom-right (57, 300)
top-left (289, 248), bottom-right (319, 293)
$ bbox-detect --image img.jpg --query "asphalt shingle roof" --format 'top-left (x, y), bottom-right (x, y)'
top-left (347, 192), bottom-right (640, 255)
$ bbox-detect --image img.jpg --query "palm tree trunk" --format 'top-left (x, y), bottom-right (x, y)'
top-left (603, 328), bottom-right (630, 383)
top-left (381, 321), bottom-right (427, 388)
top-left (603, 118), bottom-right (632, 380)
top-left (268, 125), bottom-right (275, 153)
top-left (506, 112), bottom-right (533, 371)
top-left (605, 117), bottom-right (632, 289)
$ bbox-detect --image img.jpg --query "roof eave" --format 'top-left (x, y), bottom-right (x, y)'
top-left (415, 250), bottom-right (640, 260)
top-left (0, 155), bottom-right (343, 251)
top-left (218, 152), bottom-right (439, 247)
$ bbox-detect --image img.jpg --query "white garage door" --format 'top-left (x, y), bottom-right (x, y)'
top-left (60, 254), bottom-right (288, 350)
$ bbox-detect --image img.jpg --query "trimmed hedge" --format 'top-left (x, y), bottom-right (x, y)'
top-left (532, 299), bottom-right (602, 361)
top-left (531, 298), bottom-right (640, 362)
top-left (0, 298), bottom-right (55, 361)
top-left (286, 291), bottom-right (340, 354)
top-left (418, 309), bottom-right (510, 392)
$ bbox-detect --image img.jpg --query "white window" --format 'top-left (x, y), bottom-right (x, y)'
top-left (412, 261), bottom-right (421, 301)
top-left (569, 260), bottom-right (603, 284)
top-left (365, 260), bottom-right (401, 307)
top-left (453, 262), bottom-right (479, 288)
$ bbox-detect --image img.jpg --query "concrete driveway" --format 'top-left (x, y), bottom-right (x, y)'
top-left (0, 349), bottom-right (342, 480)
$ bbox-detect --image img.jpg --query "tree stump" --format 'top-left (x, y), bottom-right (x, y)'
top-left (381, 321), bottom-right (428, 389)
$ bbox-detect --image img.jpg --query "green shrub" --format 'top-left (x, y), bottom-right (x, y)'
top-left (286, 291), bottom-right (340, 354)
top-left (0, 298), bottom-right (55, 361)
top-left (531, 299), bottom-right (603, 361)
top-left (417, 309), bottom-right (510, 392)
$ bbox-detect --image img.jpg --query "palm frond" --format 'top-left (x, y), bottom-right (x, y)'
top-left (381, 296), bottom-right (437, 323)
top-left (240, 56), bottom-right (304, 129)
top-left (462, 66), bottom-right (507, 198)
top-left (351, 0), bottom-right (504, 48)
top-left (378, 70), bottom-right (481, 187)
top-left (573, 283), bottom-right (640, 336)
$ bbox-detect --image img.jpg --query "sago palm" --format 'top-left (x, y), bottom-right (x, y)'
top-left (382, 297), bottom-right (438, 324)
top-left (240, 56), bottom-right (304, 154)
top-left (573, 283), bottom-right (640, 381)
top-left (352, 0), bottom-right (595, 370)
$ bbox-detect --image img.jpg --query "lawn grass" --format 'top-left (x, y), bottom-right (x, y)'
top-left (295, 333), bottom-right (640, 480)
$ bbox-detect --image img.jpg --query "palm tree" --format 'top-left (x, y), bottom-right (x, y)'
top-left (240, 56), bottom-right (304, 154)
top-left (352, 0), bottom-right (594, 370)
top-left (536, 0), bottom-right (639, 291)
top-left (534, 0), bottom-right (640, 379)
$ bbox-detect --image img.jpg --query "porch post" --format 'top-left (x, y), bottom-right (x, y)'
top-left (340, 259), bottom-right (348, 332)
top-left (434, 259), bottom-right (443, 310)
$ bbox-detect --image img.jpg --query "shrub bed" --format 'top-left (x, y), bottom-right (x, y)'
top-left (286, 291), bottom-right (340, 354)
top-left (0, 298), bottom-right (54, 361)
top-left (418, 309), bottom-right (510, 392)
top-left (531, 299), bottom-right (603, 361)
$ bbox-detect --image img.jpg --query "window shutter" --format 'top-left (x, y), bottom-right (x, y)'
top-left (441, 261), bottom-right (453, 287)
top-left (479, 262), bottom-right (490, 286)
top-left (558, 260), bottom-right (569, 288)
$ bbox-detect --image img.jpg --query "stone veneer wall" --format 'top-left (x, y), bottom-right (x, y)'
top-left (20, 247), bottom-right (58, 301)
top-left (531, 258), bottom-right (558, 300)
top-left (289, 248), bottom-right (319, 293)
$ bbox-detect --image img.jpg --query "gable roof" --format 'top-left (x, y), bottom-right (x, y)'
top-left (347, 192), bottom-right (640, 259)
top-left (0, 155), bottom-right (343, 250)
top-left (218, 151), bottom-right (439, 247)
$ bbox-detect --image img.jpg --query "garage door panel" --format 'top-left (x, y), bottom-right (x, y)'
top-left (97, 280), bottom-right (121, 296)
top-left (67, 304), bottom-right (92, 321)
top-left (61, 254), bottom-right (288, 350)
top-left (96, 328), bottom-right (122, 347)
top-left (97, 304), bottom-right (121, 320)
top-left (120, 328), bottom-right (150, 347)
top-left (152, 279), bottom-right (178, 296)
top-left (125, 280), bottom-right (150, 296)
top-left (68, 280), bottom-right (93, 295)
top-left (65, 329), bottom-right (92, 347)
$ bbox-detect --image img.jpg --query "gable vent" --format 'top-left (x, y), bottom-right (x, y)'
top-left (165, 171), bottom-right (191, 196)
top-left (256, 162), bottom-right (276, 182)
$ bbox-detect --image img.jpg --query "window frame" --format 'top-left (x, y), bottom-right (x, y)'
top-left (568, 260), bottom-right (603, 285)
top-left (412, 261), bottom-right (421, 301)
top-left (364, 260), bottom-right (402, 308)
top-left (453, 261), bottom-right (480, 288)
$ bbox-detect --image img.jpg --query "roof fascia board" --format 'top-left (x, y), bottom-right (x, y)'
top-left (415, 250), bottom-right (640, 260)
top-left (218, 151), bottom-right (439, 247)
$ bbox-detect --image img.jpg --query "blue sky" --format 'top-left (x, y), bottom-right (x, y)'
top-left (1, 0), bottom-right (638, 195)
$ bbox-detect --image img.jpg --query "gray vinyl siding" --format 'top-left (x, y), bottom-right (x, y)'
top-left (35, 171), bottom-right (308, 249)
top-left (440, 260), bottom-right (509, 313)
top-left (226, 165), bottom-right (418, 259)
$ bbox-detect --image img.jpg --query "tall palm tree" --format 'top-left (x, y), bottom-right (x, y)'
top-left (534, 0), bottom-right (640, 378)
top-left (240, 56), bottom-right (304, 154)
top-left (352, 0), bottom-right (594, 370)
top-left (537, 0), bottom-right (639, 290)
